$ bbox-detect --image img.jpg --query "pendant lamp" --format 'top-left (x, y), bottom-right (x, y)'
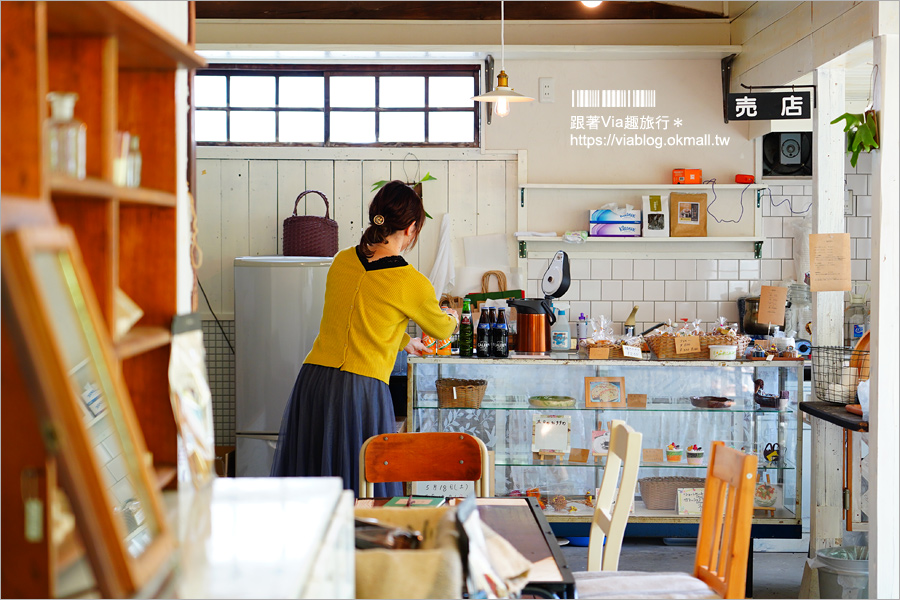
top-left (472, 0), bottom-right (533, 117)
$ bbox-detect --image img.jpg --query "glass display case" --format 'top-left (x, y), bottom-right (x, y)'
top-left (407, 355), bottom-right (803, 529)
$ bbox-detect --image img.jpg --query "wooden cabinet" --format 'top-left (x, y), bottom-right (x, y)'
top-left (1, 2), bottom-right (203, 596)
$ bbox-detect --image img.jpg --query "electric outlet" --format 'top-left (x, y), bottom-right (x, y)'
top-left (844, 189), bottom-right (854, 215)
top-left (539, 77), bottom-right (554, 103)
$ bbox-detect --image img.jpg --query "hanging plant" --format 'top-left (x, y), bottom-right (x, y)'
top-left (830, 109), bottom-right (880, 168)
top-left (370, 153), bottom-right (435, 218)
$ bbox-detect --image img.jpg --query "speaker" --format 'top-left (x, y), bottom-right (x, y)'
top-left (763, 131), bottom-right (812, 177)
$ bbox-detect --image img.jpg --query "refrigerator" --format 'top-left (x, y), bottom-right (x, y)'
top-left (234, 256), bottom-right (332, 476)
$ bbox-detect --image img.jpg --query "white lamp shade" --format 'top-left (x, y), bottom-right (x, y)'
top-left (471, 87), bottom-right (534, 102)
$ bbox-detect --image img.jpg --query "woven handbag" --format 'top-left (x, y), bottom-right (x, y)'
top-left (283, 190), bottom-right (339, 257)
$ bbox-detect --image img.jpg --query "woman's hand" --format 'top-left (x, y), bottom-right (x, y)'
top-left (442, 308), bottom-right (460, 333)
top-left (404, 337), bottom-right (429, 356)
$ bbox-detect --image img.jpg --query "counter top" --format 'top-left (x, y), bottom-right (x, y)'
top-left (410, 354), bottom-right (805, 367)
top-left (799, 401), bottom-right (868, 432)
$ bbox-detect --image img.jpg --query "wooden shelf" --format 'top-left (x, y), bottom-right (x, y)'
top-left (154, 463), bottom-right (177, 490)
top-left (521, 183), bottom-right (768, 190)
top-left (116, 326), bottom-right (171, 360)
top-left (50, 175), bottom-right (177, 207)
top-left (517, 236), bottom-right (766, 259)
top-left (46, 1), bottom-right (206, 70)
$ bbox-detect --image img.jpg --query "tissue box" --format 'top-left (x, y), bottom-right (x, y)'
top-left (589, 223), bottom-right (641, 237)
top-left (641, 194), bottom-right (670, 238)
top-left (589, 208), bottom-right (642, 223)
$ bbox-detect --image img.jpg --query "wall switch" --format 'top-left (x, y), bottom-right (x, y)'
top-left (844, 189), bottom-right (854, 215)
top-left (539, 77), bottom-right (554, 103)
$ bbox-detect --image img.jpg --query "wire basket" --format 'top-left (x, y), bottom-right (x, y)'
top-left (811, 346), bottom-right (868, 404)
top-left (638, 476), bottom-right (707, 510)
top-left (435, 378), bottom-right (487, 409)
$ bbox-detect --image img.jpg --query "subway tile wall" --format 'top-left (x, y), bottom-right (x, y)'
top-left (202, 320), bottom-right (235, 445)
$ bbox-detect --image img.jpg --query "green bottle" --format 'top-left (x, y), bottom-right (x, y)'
top-left (459, 298), bottom-right (474, 357)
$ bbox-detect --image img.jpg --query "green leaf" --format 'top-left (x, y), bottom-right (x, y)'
top-left (370, 179), bottom-right (390, 193)
top-left (420, 172), bottom-right (437, 182)
top-left (425, 210), bottom-right (433, 219)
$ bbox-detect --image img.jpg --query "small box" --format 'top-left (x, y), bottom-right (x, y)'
top-left (641, 194), bottom-right (669, 238)
top-left (589, 223), bottom-right (641, 237)
top-left (672, 168), bottom-right (702, 184)
top-left (589, 208), bottom-right (642, 224)
top-left (735, 174), bottom-right (755, 184)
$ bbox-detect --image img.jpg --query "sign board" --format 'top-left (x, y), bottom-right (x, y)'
top-left (622, 345), bottom-right (643, 359)
top-left (531, 414), bottom-right (571, 455)
top-left (412, 481), bottom-right (475, 496)
top-left (727, 91), bottom-right (811, 120)
top-left (758, 285), bottom-right (788, 327)
top-left (677, 488), bottom-right (705, 515)
top-left (591, 430), bottom-right (610, 457)
top-left (809, 233), bottom-right (851, 292)
top-left (675, 336), bottom-right (701, 354)
top-left (626, 393), bottom-right (647, 408)
top-left (589, 347), bottom-right (610, 360)
top-left (643, 448), bottom-right (665, 463)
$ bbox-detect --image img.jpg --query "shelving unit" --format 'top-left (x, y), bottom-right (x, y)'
top-left (408, 356), bottom-right (803, 537)
top-left (517, 182), bottom-right (768, 259)
top-left (1, 2), bottom-right (204, 597)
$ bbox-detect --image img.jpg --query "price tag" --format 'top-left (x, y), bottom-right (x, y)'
top-left (642, 448), bottom-right (665, 463)
top-left (622, 345), bottom-right (643, 359)
top-left (677, 488), bottom-right (705, 515)
top-left (412, 481), bottom-right (475, 496)
top-left (766, 354), bottom-right (775, 361)
top-left (589, 347), bottom-right (610, 359)
top-left (675, 336), bottom-right (701, 354)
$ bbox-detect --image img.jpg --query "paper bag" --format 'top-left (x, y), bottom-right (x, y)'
top-left (669, 192), bottom-right (707, 237)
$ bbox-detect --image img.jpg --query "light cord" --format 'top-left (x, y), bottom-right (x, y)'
top-left (500, 0), bottom-right (505, 72)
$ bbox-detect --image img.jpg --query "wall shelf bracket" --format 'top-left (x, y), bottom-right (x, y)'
top-left (754, 241), bottom-right (763, 259)
top-left (518, 240), bottom-right (527, 258)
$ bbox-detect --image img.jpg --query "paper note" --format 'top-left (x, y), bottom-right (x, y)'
top-left (622, 345), bottom-right (643, 359)
top-left (809, 233), bottom-right (851, 292)
top-left (412, 481), bottom-right (475, 496)
top-left (675, 336), bottom-right (701, 354)
top-left (626, 394), bottom-right (647, 408)
top-left (758, 285), bottom-right (788, 327)
top-left (677, 488), bottom-right (705, 515)
top-left (643, 448), bottom-right (665, 463)
top-left (532, 414), bottom-right (571, 454)
top-left (589, 347), bottom-right (610, 359)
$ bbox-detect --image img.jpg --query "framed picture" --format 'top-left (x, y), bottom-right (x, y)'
top-left (1, 226), bottom-right (174, 597)
top-left (591, 429), bottom-right (611, 457)
top-left (585, 376), bottom-right (627, 408)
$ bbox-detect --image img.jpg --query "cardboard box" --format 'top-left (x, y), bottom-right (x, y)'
top-left (589, 223), bottom-right (641, 237)
top-left (589, 208), bottom-right (642, 223)
top-left (672, 168), bottom-right (702, 185)
top-left (641, 194), bottom-right (670, 238)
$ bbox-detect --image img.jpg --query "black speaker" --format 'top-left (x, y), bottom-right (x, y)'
top-left (763, 131), bottom-right (812, 177)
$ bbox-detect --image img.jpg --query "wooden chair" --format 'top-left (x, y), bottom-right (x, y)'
top-left (587, 420), bottom-right (643, 572)
top-left (358, 432), bottom-right (491, 498)
top-left (574, 441), bottom-right (758, 599)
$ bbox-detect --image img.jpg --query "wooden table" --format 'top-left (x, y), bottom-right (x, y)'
top-left (356, 496), bottom-right (575, 598)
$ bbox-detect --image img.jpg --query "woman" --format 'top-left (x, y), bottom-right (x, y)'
top-left (271, 180), bottom-right (458, 497)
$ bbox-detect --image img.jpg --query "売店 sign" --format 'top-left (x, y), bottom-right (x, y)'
top-left (727, 92), bottom-right (811, 120)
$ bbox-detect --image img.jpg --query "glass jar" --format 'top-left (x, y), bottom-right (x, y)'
top-left (46, 92), bottom-right (86, 179)
top-left (126, 134), bottom-right (142, 188)
top-left (785, 283), bottom-right (812, 339)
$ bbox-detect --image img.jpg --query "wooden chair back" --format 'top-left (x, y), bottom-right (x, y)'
top-left (359, 432), bottom-right (490, 498)
top-left (693, 441), bottom-right (758, 599)
top-left (587, 420), bottom-right (643, 571)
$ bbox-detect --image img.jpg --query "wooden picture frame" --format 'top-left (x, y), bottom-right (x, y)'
top-left (1, 226), bottom-right (174, 598)
top-left (585, 376), bottom-right (627, 408)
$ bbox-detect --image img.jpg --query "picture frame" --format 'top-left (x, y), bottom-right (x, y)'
top-left (1, 226), bottom-right (174, 598)
top-left (585, 376), bottom-right (627, 408)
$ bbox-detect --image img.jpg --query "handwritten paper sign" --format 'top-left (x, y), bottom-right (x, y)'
top-left (626, 393), bottom-right (647, 408)
top-left (675, 336), bottom-right (701, 354)
top-left (809, 233), bottom-right (851, 292)
top-left (758, 285), bottom-right (788, 326)
top-left (643, 448), bottom-right (665, 463)
top-left (532, 414), bottom-right (571, 455)
top-left (677, 488), bottom-right (705, 515)
top-left (589, 347), bottom-right (610, 359)
top-left (412, 481), bottom-right (474, 496)
top-left (622, 345), bottom-right (643, 359)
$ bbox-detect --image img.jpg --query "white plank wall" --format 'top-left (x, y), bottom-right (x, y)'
top-left (196, 155), bottom-right (518, 319)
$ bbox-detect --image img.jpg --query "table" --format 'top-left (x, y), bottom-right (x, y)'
top-left (356, 496), bottom-right (576, 598)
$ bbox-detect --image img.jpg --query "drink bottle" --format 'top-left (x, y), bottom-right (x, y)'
top-left (476, 307), bottom-right (492, 358)
top-left (459, 298), bottom-right (474, 357)
top-left (493, 307), bottom-right (509, 358)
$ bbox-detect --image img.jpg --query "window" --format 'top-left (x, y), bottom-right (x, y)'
top-left (194, 66), bottom-right (480, 147)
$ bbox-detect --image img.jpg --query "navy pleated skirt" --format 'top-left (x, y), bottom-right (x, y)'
top-left (270, 363), bottom-right (403, 498)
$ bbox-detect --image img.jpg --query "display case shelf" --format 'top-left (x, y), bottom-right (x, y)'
top-left (50, 175), bottom-right (178, 207)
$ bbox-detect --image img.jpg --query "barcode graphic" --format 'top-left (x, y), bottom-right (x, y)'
top-left (571, 89), bottom-right (656, 108)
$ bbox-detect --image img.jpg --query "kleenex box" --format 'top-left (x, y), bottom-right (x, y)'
top-left (589, 208), bottom-right (642, 223)
top-left (589, 223), bottom-right (641, 237)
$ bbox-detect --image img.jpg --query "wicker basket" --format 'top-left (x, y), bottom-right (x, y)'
top-left (580, 340), bottom-right (625, 359)
top-left (639, 476), bottom-right (707, 510)
top-left (283, 190), bottom-right (339, 257)
top-left (646, 334), bottom-right (751, 360)
top-left (436, 378), bottom-right (487, 409)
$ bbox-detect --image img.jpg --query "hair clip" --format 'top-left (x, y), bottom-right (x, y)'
top-left (373, 215), bottom-right (385, 225)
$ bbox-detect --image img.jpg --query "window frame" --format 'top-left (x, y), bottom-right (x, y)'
top-left (194, 64), bottom-right (481, 148)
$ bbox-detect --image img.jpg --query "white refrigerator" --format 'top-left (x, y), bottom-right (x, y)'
top-left (234, 256), bottom-right (332, 476)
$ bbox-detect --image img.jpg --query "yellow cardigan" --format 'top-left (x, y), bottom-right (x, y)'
top-left (304, 246), bottom-right (457, 384)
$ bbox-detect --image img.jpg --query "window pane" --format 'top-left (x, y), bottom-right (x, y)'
top-left (429, 112), bottom-right (474, 143)
top-left (379, 113), bottom-right (424, 142)
top-left (380, 77), bottom-right (424, 108)
top-left (430, 77), bottom-right (475, 108)
top-left (331, 77), bottom-right (375, 107)
top-left (195, 110), bottom-right (227, 141)
top-left (194, 76), bottom-right (226, 107)
top-left (279, 77), bottom-right (324, 108)
top-left (330, 112), bottom-right (375, 143)
top-left (280, 112), bottom-right (324, 143)
top-left (231, 111), bottom-right (276, 142)
top-left (230, 76), bottom-right (275, 107)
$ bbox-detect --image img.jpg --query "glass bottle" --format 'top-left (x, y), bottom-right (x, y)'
top-left (459, 298), bottom-right (474, 357)
top-left (476, 306), bottom-right (492, 358)
top-left (126, 134), bottom-right (142, 187)
top-left (46, 92), bottom-right (86, 179)
top-left (785, 283), bottom-right (812, 340)
top-left (844, 283), bottom-right (869, 348)
top-left (493, 307), bottom-right (509, 358)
